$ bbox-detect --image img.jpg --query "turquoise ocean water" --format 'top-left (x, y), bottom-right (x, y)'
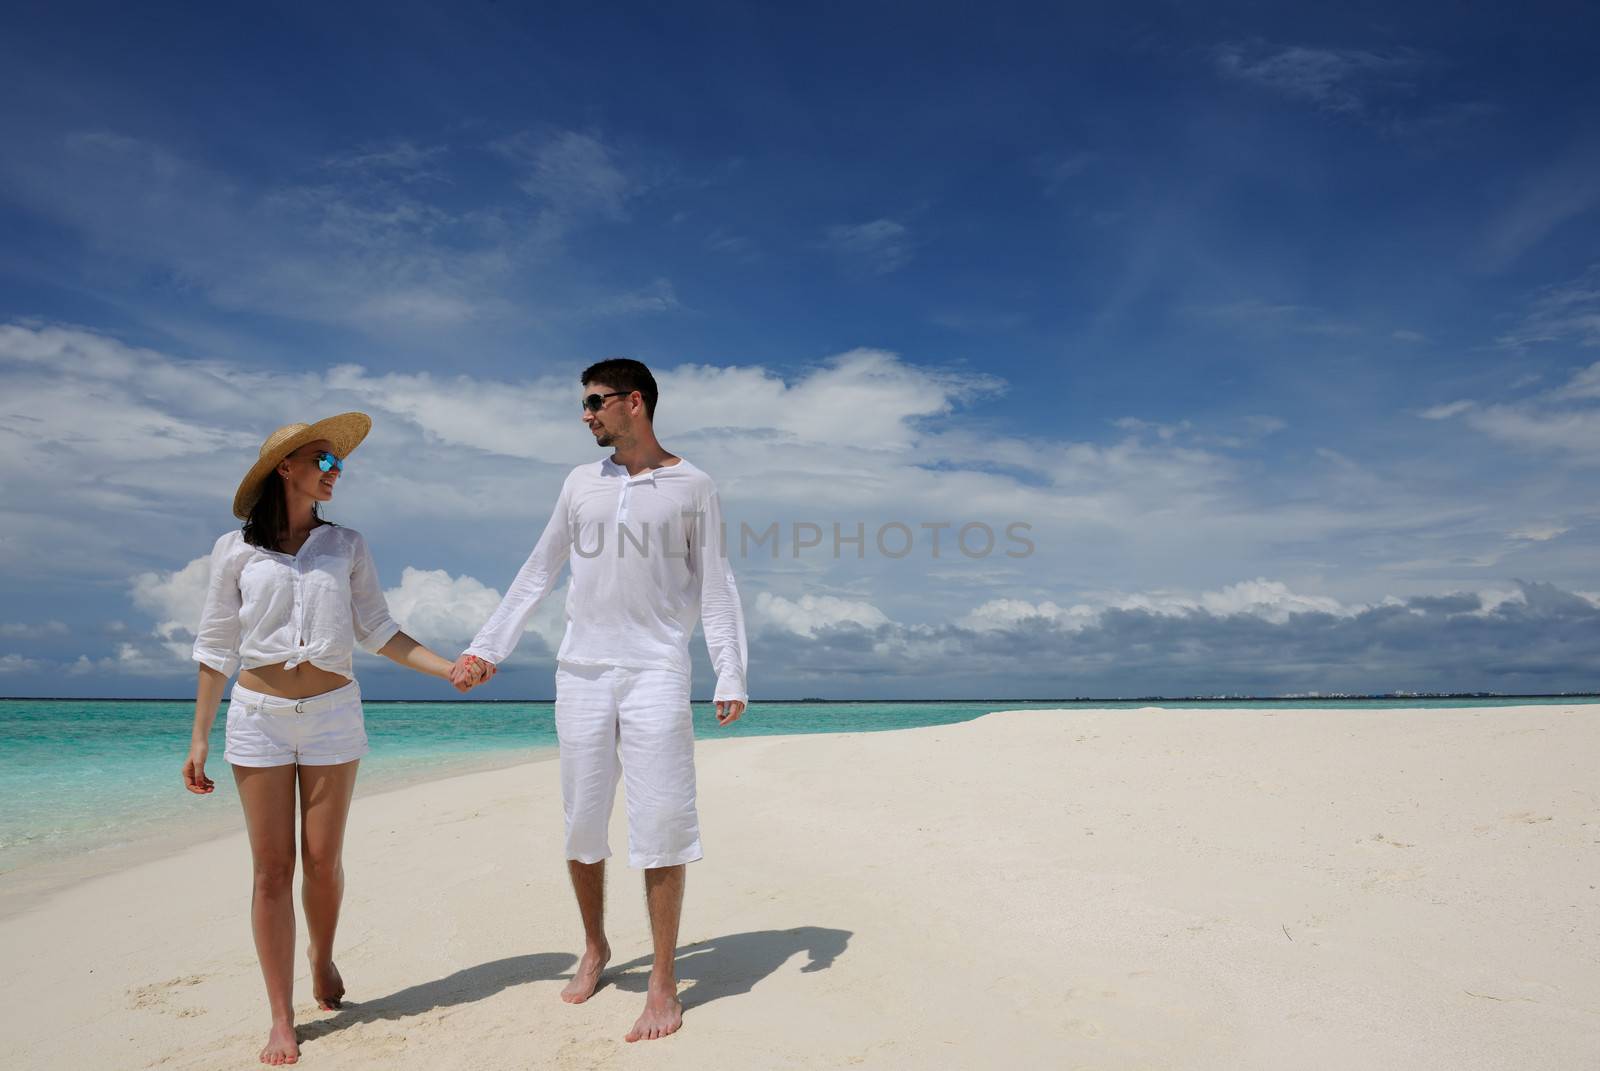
top-left (0, 695), bottom-right (1590, 880)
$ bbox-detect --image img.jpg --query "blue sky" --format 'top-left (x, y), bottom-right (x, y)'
top-left (2, 1), bottom-right (1598, 698)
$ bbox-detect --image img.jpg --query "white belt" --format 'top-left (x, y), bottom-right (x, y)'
top-left (236, 684), bottom-right (356, 716)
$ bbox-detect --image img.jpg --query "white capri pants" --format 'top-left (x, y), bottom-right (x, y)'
top-left (554, 661), bottom-right (702, 869)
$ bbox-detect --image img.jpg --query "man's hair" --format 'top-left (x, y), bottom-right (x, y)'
top-left (581, 357), bottom-right (659, 421)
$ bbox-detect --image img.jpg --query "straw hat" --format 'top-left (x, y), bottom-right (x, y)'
top-left (232, 412), bottom-right (372, 519)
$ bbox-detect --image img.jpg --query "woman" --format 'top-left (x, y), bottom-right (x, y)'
top-left (181, 413), bottom-right (488, 1066)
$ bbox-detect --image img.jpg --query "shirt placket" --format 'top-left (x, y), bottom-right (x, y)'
top-left (287, 554), bottom-right (309, 669)
top-left (616, 471), bottom-right (659, 539)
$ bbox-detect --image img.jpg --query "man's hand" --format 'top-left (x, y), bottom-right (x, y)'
top-left (449, 654), bottom-right (475, 691)
top-left (714, 699), bottom-right (746, 726)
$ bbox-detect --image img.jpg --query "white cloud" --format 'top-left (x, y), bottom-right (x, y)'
top-left (585, 278), bottom-right (680, 316)
top-left (961, 579), bottom-right (1351, 632)
top-left (0, 133), bottom-right (505, 333)
top-left (1481, 155), bottom-right (1600, 268)
top-left (754, 592), bottom-right (890, 637)
top-left (1422, 276), bottom-right (1600, 462)
top-left (381, 566), bottom-right (562, 657)
top-left (1190, 299), bottom-right (1360, 337)
top-left (498, 130), bottom-right (634, 222)
top-left (321, 140), bottom-right (447, 180)
top-left (0, 653), bottom-right (41, 674)
top-left (1419, 400), bottom-right (1474, 420)
top-left (65, 639), bottom-right (191, 678)
top-left (1243, 415), bottom-right (1288, 436)
top-left (762, 580), bottom-right (1600, 696)
top-left (959, 598), bottom-right (1093, 632)
top-left (822, 219), bottom-right (913, 275)
top-left (326, 346), bottom-right (1001, 468)
top-left (1113, 416), bottom-right (1190, 440)
top-left (1214, 43), bottom-right (1419, 114)
top-left (1497, 266), bottom-right (1600, 352)
top-left (5, 319), bottom-right (1593, 685)
top-left (704, 228), bottom-right (758, 258)
top-left (1510, 524), bottom-right (1568, 543)
top-left (0, 621), bottom-right (68, 638)
top-left (350, 289), bottom-right (480, 326)
top-left (0, 325), bottom-right (1017, 593)
top-left (1553, 360), bottom-right (1600, 401)
top-left (1180, 579), bottom-right (1350, 622)
top-left (130, 556), bottom-right (212, 642)
top-left (0, 127), bottom-right (670, 340)
top-left (1463, 404), bottom-right (1600, 458)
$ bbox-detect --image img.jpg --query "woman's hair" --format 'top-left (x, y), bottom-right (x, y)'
top-left (241, 470), bottom-right (328, 550)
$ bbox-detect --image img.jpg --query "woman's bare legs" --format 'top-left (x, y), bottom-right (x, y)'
top-left (298, 760), bottom-right (360, 1010)
top-left (234, 764), bottom-right (301, 1066)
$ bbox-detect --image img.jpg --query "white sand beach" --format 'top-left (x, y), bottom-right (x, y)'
top-left (2, 705), bottom-right (1596, 1070)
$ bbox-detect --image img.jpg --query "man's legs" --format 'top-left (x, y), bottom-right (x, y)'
top-left (561, 859), bottom-right (610, 1003)
top-left (553, 663), bottom-right (623, 1004)
top-left (616, 665), bottom-right (700, 1042)
top-left (627, 863), bottom-right (686, 1041)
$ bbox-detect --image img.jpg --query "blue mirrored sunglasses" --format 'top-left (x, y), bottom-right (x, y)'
top-left (313, 451), bottom-right (344, 473)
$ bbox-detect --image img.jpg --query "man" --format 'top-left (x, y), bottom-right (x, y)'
top-left (451, 358), bottom-right (748, 1043)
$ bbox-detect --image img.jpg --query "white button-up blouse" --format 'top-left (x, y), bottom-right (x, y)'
top-left (191, 525), bottom-right (402, 680)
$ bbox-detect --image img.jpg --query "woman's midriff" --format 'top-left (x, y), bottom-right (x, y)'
top-left (238, 661), bottom-right (353, 699)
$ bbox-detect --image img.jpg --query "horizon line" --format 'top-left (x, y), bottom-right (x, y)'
top-left (3, 692), bottom-right (1597, 704)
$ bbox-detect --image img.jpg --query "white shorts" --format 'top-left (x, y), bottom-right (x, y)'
top-left (554, 661), bottom-right (702, 869)
top-left (225, 680), bottom-right (369, 768)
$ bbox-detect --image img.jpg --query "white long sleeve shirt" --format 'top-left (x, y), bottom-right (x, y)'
top-left (192, 525), bottom-right (402, 680)
top-left (465, 457), bottom-right (749, 702)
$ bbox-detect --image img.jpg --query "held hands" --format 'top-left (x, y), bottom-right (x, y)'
top-left (449, 653), bottom-right (497, 693)
top-left (182, 743), bottom-right (215, 795)
top-left (714, 699), bottom-right (746, 726)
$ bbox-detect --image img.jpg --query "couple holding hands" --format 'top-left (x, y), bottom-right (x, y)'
top-left (182, 359), bottom-right (748, 1065)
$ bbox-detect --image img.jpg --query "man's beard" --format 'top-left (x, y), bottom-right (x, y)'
top-left (594, 429), bottom-right (616, 447)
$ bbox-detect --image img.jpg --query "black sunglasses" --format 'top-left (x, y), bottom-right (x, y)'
top-left (582, 391), bottom-right (630, 413)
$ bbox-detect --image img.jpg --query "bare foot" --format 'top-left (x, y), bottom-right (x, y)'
top-left (308, 950), bottom-right (345, 1010)
top-left (259, 1020), bottom-right (299, 1065)
top-left (624, 980), bottom-right (682, 1042)
top-left (561, 940), bottom-right (610, 1004)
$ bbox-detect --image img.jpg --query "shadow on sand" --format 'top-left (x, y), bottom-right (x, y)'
top-left (606, 926), bottom-right (852, 1010)
top-left (298, 952), bottom-right (577, 1041)
top-left (299, 926), bottom-right (849, 1043)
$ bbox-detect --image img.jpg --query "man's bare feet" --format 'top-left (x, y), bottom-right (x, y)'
top-left (560, 940), bottom-right (610, 1004)
top-left (308, 952), bottom-right (345, 1011)
top-left (259, 1020), bottom-right (299, 1065)
top-left (624, 979), bottom-right (683, 1042)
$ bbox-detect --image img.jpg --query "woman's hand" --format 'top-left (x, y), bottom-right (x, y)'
top-left (183, 743), bottom-right (215, 794)
top-left (449, 653), bottom-right (497, 692)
